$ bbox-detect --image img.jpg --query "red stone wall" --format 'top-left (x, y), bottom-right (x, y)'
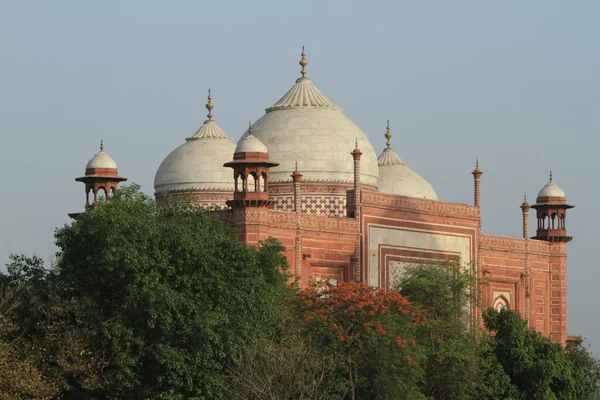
top-left (211, 190), bottom-right (568, 343)
top-left (480, 235), bottom-right (567, 343)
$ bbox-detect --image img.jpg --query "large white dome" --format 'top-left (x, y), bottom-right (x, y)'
top-left (241, 76), bottom-right (379, 187)
top-left (154, 93), bottom-right (236, 194)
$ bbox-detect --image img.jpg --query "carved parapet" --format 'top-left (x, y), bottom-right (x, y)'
top-left (360, 191), bottom-right (480, 219)
top-left (481, 235), bottom-right (551, 253)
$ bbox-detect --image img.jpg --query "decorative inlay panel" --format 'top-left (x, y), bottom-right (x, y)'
top-left (272, 195), bottom-right (346, 217)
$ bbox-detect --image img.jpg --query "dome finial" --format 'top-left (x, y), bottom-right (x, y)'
top-left (299, 46), bottom-right (308, 78)
top-left (549, 169), bottom-right (553, 182)
top-left (100, 139), bottom-right (104, 152)
top-left (206, 89), bottom-right (214, 121)
top-left (476, 157), bottom-right (479, 168)
top-left (524, 192), bottom-right (527, 202)
top-left (248, 120), bottom-right (253, 136)
top-left (384, 120), bottom-right (392, 148)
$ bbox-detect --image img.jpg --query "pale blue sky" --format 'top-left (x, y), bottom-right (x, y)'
top-left (1, 1), bottom-right (598, 351)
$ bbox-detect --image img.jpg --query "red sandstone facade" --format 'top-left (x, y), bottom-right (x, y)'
top-left (215, 149), bottom-right (574, 343)
top-left (73, 144), bottom-right (575, 344)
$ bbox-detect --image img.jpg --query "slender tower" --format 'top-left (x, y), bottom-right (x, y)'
top-left (351, 141), bottom-right (363, 282)
top-left (472, 159), bottom-right (483, 325)
top-left (521, 193), bottom-right (531, 324)
top-left (291, 161), bottom-right (303, 281)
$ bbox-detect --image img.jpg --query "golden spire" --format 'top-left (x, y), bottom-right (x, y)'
top-left (100, 139), bottom-right (104, 152)
top-left (299, 46), bottom-right (308, 78)
top-left (385, 120), bottom-right (392, 148)
top-left (205, 89), bottom-right (214, 121)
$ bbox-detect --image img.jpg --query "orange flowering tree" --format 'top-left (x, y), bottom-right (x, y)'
top-left (295, 281), bottom-right (428, 400)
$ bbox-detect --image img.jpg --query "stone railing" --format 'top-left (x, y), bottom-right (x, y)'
top-left (360, 191), bottom-right (480, 219)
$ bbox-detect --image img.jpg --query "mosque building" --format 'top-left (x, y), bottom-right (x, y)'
top-left (72, 49), bottom-right (575, 344)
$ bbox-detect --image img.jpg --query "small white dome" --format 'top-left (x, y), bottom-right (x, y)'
top-left (377, 147), bottom-right (438, 200)
top-left (537, 180), bottom-right (566, 199)
top-left (154, 119), bottom-right (236, 193)
top-left (86, 141), bottom-right (118, 169)
top-left (235, 133), bottom-right (268, 154)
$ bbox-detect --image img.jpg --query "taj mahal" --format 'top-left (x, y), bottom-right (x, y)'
top-left (71, 48), bottom-right (575, 344)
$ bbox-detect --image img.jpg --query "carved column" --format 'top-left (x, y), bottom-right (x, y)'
top-left (521, 195), bottom-right (531, 325)
top-left (292, 167), bottom-right (303, 282)
top-left (352, 145), bottom-right (362, 282)
top-left (472, 160), bottom-right (483, 326)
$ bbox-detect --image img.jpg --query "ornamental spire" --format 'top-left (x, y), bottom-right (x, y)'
top-left (385, 120), bottom-right (392, 148)
top-left (248, 120), bottom-right (253, 136)
top-left (205, 89), bottom-right (214, 121)
top-left (100, 139), bottom-right (104, 152)
top-left (299, 46), bottom-right (308, 78)
top-left (549, 170), bottom-right (553, 182)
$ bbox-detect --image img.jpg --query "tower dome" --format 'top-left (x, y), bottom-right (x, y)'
top-left (537, 172), bottom-right (566, 201)
top-left (376, 122), bottom-right (438, 200)
top-left (154, 90), bottom-right (236, 208)
top-left (241, 48), bottom-right (379, 217)
top-left (86, 140), bottom-right (118, 170)
top-left (235, 124), bottom-right (269, 154)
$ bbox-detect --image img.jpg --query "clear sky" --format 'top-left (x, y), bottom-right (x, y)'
top-left (1, 1), bottom-right (598, 351)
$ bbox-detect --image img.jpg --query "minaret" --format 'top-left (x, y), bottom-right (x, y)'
top-left (291, 160), bottom-right (303, 213)
top-left (521, 193), bottom-right (531, 324)
top-left (291, 161), bottom-right (303, 281)
top-left (224, 122), bottom-right (279, 245)
top-left (471, 159), bottom-right (483, 326)
top-left (531, 171), bottom-right (574, 243)
top-left (472, 158), bottom-right (483, 207)
top-left (351, 140), bottom-right (363, 282)
top-left (520, 193), bottom-right (530, 239)
top-left (70, 140), bottom-right (127, 219)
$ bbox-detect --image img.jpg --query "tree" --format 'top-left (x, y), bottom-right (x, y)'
top-left (294, 281), bottom-right (427, 400)
top-left (229, 333), bottom-right (347, 400)
top-left (0, 256), bottom-right (106, 399)
top-left (565, 338), bottom-right (600, 400)
top-left (395, 260), bottom-right (481, 399)
top-left (482, 307), bottom-right (598, 400)
top-left (6, 185), bottom-right (289, 399)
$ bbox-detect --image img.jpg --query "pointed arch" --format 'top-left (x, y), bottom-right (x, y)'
top-left (493, 295), bottom-right (509, 311)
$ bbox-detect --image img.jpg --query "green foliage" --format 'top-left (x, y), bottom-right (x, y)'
top-left (565, 339), bottom-right (600, 399)
top-left (481, 307), bottom-right (596, 400)
top-left (4, 185), bottom-right (289, 399)
top-left (395, 261), bottom-right (480, 399)
top-left (2, 185), bottom-right (600, 399)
